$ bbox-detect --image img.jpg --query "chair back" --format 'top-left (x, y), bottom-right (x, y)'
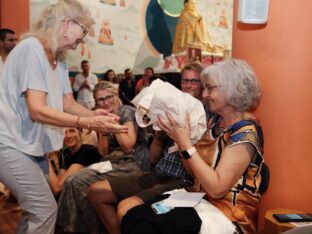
top-left (259, 162), bottom-right (270, 194)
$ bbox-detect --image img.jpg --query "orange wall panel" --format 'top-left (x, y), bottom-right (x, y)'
top-left (0, 0), bottom-right (29, 36)
top-left (233, 0), bottom-right (312, 231)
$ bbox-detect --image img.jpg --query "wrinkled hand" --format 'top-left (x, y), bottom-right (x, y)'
top-left (93, 108), bottom-right (119, 121)
top-left (89, 115), bottom-right (127, 135)
top-left (80, 80), bottom-right (89, 90)
top-left (157, 112), bottom-right (192, 150)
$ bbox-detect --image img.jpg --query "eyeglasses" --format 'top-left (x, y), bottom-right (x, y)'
top-left (7, 38), bottom-right (17, 42)
top-left (205, 85), bottom-right (220, 94)
top-left (72, 19), bottom-right (88, 38)
top-left (96, 95), bottom-right (114, 104)
top-left (181, 79), bottom-right (201, 85)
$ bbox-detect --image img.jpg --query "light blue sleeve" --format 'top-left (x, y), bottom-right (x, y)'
top-left (16, 38), bottom-right (48, 96)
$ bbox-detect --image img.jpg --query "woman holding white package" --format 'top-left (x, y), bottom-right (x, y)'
top-left (0, 1), bottom-right (127, 233)
top-left (156, 59), bottom-right (264, 233)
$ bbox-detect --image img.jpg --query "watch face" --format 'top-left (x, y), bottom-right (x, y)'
top-left (181, 150), bottom-right (190, 159)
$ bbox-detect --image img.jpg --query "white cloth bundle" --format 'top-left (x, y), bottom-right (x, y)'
top-left (131, 79), bottom-right (207, 144)
top-left (195, 198), bottom-right (236, 234)
top-left (164, 189), bottom-right (236, 234)
top-left (88, 161), bottom-right (113, 173)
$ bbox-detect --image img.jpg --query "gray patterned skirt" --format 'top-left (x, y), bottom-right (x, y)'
top-left (56, 155), bottom-right (144, 234)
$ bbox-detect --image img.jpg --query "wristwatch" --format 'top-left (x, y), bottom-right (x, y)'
top-left (181, 146), bottom-right (197, 160)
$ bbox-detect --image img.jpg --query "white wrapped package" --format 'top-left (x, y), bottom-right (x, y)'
top-left (131, 79), bottom-right (207, 144)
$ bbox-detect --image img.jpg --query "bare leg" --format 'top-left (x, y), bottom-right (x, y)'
top-left (87, 180), bottom-right (120, 234)
top-left (117, 196), bottom-right (144, 223)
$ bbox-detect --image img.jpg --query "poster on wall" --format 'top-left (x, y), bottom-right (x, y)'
top-left (30, 0), bottom-right (233, 74)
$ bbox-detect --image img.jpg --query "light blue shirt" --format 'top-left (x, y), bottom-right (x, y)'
top-left (0, 37), bottom-right (72, 156)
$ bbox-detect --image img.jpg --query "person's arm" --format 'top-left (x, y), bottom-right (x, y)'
top-left (98, 120), bottom-right (137, 156)
top-left (182, 144), bottom-right (253, 198)
top-left (151, 128), bottom-right (193, 174)
top-left (63, 92), bottom-right (94, 116)
top-left (88, 74), bottom-right (98, 91)
top-left (135, 79), bottom-right (142, 93)
top-left (72, 74), bottom-right (82, 92)
top-left (97, 133), bottom-right (110, 156)
top-left (114, 120), bottom-right (137, 154)
top-left (25, 90), bottom-right (128, 135)
top-left (49, 161), bottom-right (84, 195)
top-left (149, 131), bottom-right (166, 165)
top-left (80, 80), bottom-right (89, 90)
top-left (157, 112), bottom-right (253, 199)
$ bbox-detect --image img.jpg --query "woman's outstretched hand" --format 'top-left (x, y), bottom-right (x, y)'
top-left (93, 108), bottom-right (119, 120)
top-left (83, 115), bottom-right (127, 135)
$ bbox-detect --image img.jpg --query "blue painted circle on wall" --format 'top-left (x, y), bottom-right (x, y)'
top-left (145, 0), bottom-right (181, 57)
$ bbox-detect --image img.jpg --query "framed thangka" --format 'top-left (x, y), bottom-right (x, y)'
top-left (30, 0), bottom-right (233, 74)
top-left (187, 47), bottom-right (202, 63)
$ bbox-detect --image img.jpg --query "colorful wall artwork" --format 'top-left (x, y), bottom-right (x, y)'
top-left (30, 0), bottom-right (233, 74)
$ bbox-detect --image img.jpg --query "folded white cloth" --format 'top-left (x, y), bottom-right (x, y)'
top-left (195, 198), bottom-right (236, 234)
top-left (164, 189), bottom-right (236, 234)
top-left (131, 79), bottom-right (207, 144)
top-left (88, 161), bottom-right (113, 173)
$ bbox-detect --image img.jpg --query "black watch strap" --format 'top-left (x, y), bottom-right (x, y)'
top-left (181, 146), bottom-right (196, 160)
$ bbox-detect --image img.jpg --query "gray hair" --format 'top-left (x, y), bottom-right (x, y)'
top-left (23, 0), bottom-right (95, 58)
top-left (201, 59), bottom-right (261, 111)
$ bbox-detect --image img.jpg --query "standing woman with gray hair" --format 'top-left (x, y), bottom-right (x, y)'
top-left (0, 0), bottom-right (127, 233)
top-left (157, 59), bottom-right (264, 232)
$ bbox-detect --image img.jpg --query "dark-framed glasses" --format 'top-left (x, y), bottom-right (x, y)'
top-left (181, 79), bottom-right (201, 85)
top-left (96, 95), bottom-right (114, 104)
top-left (72, 19), bottom-right (88, 38)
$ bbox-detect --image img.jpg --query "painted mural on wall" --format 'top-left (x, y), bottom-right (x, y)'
top-left (30, 0), bottom-right (233, 74)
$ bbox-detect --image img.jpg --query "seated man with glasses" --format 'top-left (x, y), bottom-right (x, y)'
top-left (180, 62), bottom-right (204, 100)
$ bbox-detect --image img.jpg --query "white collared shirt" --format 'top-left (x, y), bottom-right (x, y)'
top-left (72, 72), bottom-right (98, 103)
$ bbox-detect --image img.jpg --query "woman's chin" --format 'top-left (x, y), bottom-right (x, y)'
top-left (65, 143), bottom-right (75, 149)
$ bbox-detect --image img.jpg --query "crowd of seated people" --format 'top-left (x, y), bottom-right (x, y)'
top-left (120, 59), bottom-right (264, 234)
top-left (61, 59), bottom-right (262, 234)
top-left (1, 55), bottom-right (265, 234)
top-left (55, 60), bottom-right (264, 234)
top-left (72, 65), bottom-right (155, 110)
top-left (56, 81), bottom-right (151, 233)
top-left (86, 62), bottom-right (206, 234)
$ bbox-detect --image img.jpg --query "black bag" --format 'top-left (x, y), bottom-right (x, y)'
top-left (121, 194), bottom-right (202, 234)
